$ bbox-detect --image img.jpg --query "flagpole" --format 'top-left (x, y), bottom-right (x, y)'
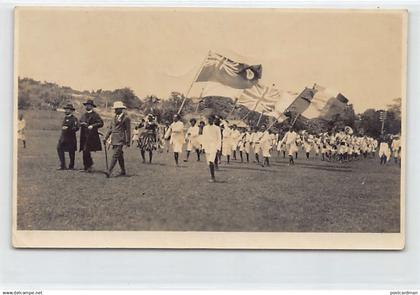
top-left (177, 51), bottom-right (211, 115)
top-left (194, 88), bottom-right (205, 114)
top-left (266, 117), bottom-right (278, 131)
top-left (256, 111), bottom-right (264, 127)
top-left (227, 98), bottom-right (238, 119)
top-left (291, 113), bottom-right (300, 127)
top-left (240, 91), bottom-right (262, 121)
top-left (240, 109), bottom-right (252, 121)
top-left (241, 87), bottom-right (271, 120)
top-left (283, 87), bottom-right (310, 115)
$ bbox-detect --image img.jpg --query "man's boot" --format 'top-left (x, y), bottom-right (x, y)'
top-left (106, 157), bottom-right (118, 178)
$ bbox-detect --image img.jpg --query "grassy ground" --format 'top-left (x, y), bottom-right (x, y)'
top-left (17, 110), bottom-right (401, 232)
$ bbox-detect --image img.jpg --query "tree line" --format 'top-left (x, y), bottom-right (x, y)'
top-left (18, 77), bottom-right (401, 137)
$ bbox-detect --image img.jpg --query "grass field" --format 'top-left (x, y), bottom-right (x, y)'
top-left (16, 110), bottom-right (401, 232)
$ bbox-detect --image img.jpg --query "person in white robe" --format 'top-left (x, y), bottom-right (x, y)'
top-left (295, 134), bottom-right (302, 159)
top-left (240, 128), bottom-right (252, 163)
top-left (320, 135), bottom-right (331, 161)
top-left (378, 137), bottom-right (391, 165)
top-left (202, 115), bottom-right (222, 182)
top-left (184, 118), bottom-right (201, 162)
top-left (18, 113), bottom-right (27, 148)
top-left (221, 122), bottom-right (234, 164)
top-left (313, 136), bottom-right (321, 157)
top-left (230, 125), bottom-right (241, 160)
top-left (259, 124), bottom-right (272, 167)
top-left (252, 128), bottom-right (263, 164)
top-left (280, 127), bottom-right (298, 165)
top-left (165, 114), bottom-right (184, 166)
top-left (391, 136), bottom-right (401, 164)
top-left (303, 134), bottom-right (313, 160)
top-left (276, 131), bottom-right (287, 159)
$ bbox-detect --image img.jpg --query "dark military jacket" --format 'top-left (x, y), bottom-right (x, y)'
top-left (79, 111), bottom-right (104, 152)
top-left (58, 114), bottom-right (79, 152)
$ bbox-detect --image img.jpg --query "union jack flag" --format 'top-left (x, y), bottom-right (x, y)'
top-left (237, 83), bottom-right (283, 113)
top-left (196, 52), bottom-right (262, 89)
top-left (202, 52), bottom-right (241, 77)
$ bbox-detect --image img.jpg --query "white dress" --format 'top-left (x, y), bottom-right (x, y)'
top-left (202, 124), bottom-right (222, 164)
top-left (242, 132), bottom-right (251, 153)
top-left (303, 138), bottom-right (313, 153)
top-left (168, 121), bottom-right (185, 153)
top-left (281, 131), bottom-right (298, 156)
top-left (222, 127), bottom-right (234, 156)
top-left (260, 131), bottom-right (272, 157)
top-left (378, 142), bottom-right (391, 159)
top-left (391, 139), bottom-right (401, 157)
top-left (186, 125), bottom-right (200, 151)
top-left (253, 131), bottom-right (263, 154)
top-left (231, 129), bottom-right (241, 151)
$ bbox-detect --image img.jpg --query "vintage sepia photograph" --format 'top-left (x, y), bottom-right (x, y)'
top-left (13, 7), bottom-right (406, 249)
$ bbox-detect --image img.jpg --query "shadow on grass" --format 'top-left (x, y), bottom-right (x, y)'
top-left (138, 162), bottom-right (168, 167)
top-left (114, 174), bottom-right (136, 178)
top-left (222, 165), bottom-right (279, 173)
top-left (300, 166), bottom-right (352, 173)
top-left (214, 180), bottom-right (228, 184)
top-left (290, 161), bottom-right (351, 169)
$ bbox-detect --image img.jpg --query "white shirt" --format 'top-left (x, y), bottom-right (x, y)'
top-left (169, 121), bottom-right (185, 145)
top-left (260, 131), bottom-right (272, 147)
top-left (282, 131), bottom-right (298, 145)
top-left (253, 131), bottom-right (263, 144)
top-left (202, 124), bottom-right (221, 152)
top-left (186, 125), bottom-right (200, 140)
top-left (391, 139), bottom-right (400, 150)
top-left (222, 127), bottom-right (233, 139)
top-left (231, 129), bottom-right (241, 142)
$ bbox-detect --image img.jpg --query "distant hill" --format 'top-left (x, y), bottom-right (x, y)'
top-left (17, 77), bottom-right (275, 127)
top-left (19, 77), bottom-right (399, 136)
top-left (18, 77), bottom-right (141, 111)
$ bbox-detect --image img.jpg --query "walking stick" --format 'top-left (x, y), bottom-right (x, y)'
top-left (104, 140), bottom-right (109, 171)
top-left (99, 132), bottom-right (109, 171)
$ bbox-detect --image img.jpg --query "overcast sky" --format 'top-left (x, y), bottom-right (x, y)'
top-left (16, 8), bottom-right (406, 113)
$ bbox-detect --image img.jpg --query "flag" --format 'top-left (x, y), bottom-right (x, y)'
top-left (284, 85), bottom-right (349, 121)
top-left (237, 84), bottom-right (298, 123)
top-left (265, 91), bottom-right (299, 122)
top-left (190, 88), bottom-right (206, 104)
top-left (284, 87), bottom-right (317, 114)
top-left (237, 83), bottom-right (281, 113)
top-left (192, 81), bottom-right (243, 100)
top-left (301, 85), bottom-right (349, 120)
top-left (196, 52), bottom-right (262, 89)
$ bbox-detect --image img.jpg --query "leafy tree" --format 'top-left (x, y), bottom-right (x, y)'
top-left (111, 88), bottom-right (141, 109)
top-left (359, 109), bottom-right (382, 137)
top-left (385, 98), bottom-right (401, 135)
top-left (18, 91), bottom-right (32, 109)
top-left (142, 95), bottom-right (161, 114)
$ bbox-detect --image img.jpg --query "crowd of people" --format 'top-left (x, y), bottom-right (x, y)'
top-left (130, 107), bottom-right (402, 182)
top-left (17, 98), bottom-right (402, 182)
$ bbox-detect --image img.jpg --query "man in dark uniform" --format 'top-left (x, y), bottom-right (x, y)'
top-left (57, 103), bottom-right (79, 170)
top-left (104, 101), bottom-right (131, 178)
top-left (79, 99), bottom-right (104, 172)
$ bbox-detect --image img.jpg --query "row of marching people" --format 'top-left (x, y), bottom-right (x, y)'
top-left (278, 129), bottom-right (401, 165)
top-left (131, 113), bottom-right (402, 171)
top-left (52, 98), bottom-right (401, 180)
